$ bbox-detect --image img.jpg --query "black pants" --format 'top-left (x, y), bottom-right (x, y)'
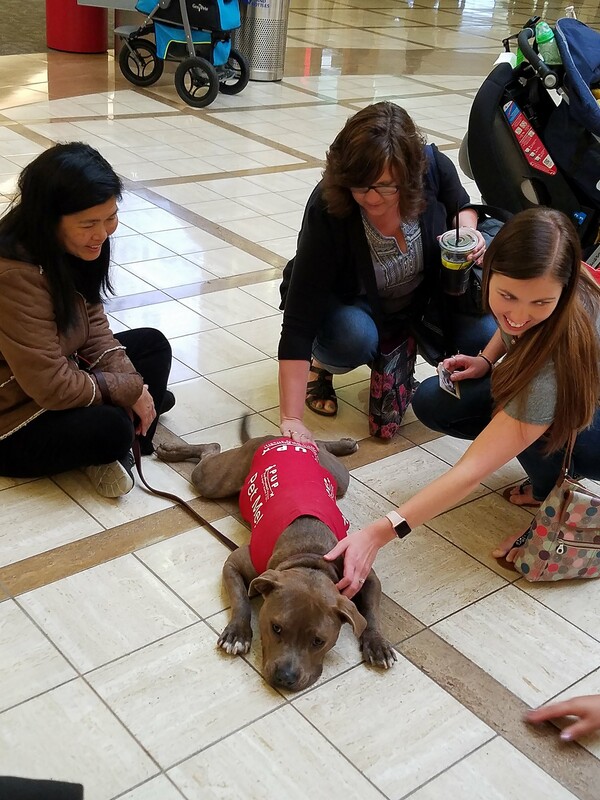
top-left (0, 777), bottom-right (83, 800)
top-left (0, 328), bottom-right (171, 478)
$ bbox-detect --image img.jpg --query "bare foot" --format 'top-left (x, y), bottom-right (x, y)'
top-left (503, 482), bottom-right (541, 508)
top-left (492, 531), bottom-right (529, 562)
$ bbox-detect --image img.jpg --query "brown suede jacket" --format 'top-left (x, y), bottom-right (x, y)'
top-left (0, 257), bottom-right (144, 440)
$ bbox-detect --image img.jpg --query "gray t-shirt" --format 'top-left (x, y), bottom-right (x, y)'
top-left (503, 313), bottom-right (600, 424)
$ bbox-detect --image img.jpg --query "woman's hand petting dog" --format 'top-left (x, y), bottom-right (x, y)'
top-left (280, 417), bottom-right (316, 444)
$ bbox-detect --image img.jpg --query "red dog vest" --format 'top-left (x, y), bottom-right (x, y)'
top-left (239, 438), bottom-right (349, 573)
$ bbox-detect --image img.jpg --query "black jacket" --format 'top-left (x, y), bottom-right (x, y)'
top-left (278, 144), bottom-right (469, 361)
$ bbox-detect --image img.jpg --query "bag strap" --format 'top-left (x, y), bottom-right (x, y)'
top-left (132, 439), bottom-right (239, 552)
top-left (561, 431), bottom-right (578, 477)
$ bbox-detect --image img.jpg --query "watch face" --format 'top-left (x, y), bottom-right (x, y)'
top-left (394, 520), bottom-right (411, 538)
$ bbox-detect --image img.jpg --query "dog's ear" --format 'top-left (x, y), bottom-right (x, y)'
top-left (336, 596), bottom-right (367, 637)
top-left (249, 570), bottom-right (281, 597)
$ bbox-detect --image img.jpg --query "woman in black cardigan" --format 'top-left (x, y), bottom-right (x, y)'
top-left (278, 101), bottom-right (495, 441)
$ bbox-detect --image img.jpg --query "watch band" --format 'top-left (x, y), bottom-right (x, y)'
top-left (385, 510), bottom-right (412, 539)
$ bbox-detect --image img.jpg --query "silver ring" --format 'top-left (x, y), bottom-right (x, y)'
top-left (358, 578), bottom-right (365, 584)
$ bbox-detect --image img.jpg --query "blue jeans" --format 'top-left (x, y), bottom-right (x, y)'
top-left (412, 373), bottom-right (600, 500)
top-left (313, 297), bottom-right (497, 374)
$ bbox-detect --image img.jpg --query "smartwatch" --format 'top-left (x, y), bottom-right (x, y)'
top-left (385, 510), bottom-right (412, 539)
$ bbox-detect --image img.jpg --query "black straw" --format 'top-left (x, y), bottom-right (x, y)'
top-left (455, 202), bottom-right (460, 246)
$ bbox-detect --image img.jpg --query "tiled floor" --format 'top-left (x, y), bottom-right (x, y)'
top-left (1, 1), bottom-right (600, 798)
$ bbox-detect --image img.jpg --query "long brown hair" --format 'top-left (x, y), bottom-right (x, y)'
top-left (482, 207), bottom-right (600, 452)
top-left (321, 102), bottom-right (427, 219)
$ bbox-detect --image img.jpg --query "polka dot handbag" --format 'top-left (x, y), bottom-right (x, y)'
top-left (513, 437), bottom-right (600, 581)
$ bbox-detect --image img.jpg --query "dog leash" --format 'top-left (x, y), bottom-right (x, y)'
top-left (132, 439), bottom-right (239, 552)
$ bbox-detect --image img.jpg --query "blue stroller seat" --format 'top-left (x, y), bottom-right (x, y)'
top-left (461, 18), bottom-right (600, 255)
top-left (116, 0), bottom-right (249, 107)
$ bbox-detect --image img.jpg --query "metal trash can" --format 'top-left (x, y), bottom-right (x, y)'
top-left (232, 0), bottom-right (291, 81)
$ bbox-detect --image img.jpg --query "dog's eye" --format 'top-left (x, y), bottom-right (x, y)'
top-left (312, 637), bottom-right (325, 648)
top-left (272, 623), bottom-right (282, 635)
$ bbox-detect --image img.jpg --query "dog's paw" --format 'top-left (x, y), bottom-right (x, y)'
top-left (339, 437), bottom-right (359, 454)
top-left (217, 622), bottom-right (252, 656)
top-left (155, 444), bottom-right (181, 462)
top-left (360, 631), bottom-right (397, 670)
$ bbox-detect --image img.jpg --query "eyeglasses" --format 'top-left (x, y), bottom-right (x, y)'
top-left (350, 185), bottom-right (400, 197)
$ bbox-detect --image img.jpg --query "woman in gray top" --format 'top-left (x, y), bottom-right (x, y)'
top-left (324, 207), bottom-right (600, 595)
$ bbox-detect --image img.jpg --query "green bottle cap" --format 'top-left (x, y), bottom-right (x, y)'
top-left (535, 21), bottom-right (554, 43)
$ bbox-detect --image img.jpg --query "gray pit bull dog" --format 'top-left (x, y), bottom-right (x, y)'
top-left (157, 431), bottom-right (396, 691)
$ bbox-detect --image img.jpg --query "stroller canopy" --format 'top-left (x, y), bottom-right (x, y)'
top-left (555, 18), bottom-right (600, 138)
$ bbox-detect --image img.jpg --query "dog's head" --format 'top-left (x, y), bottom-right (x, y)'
top-left (249, 567), bottom-right (366, 691)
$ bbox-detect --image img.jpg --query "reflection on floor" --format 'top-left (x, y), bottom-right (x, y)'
top-left (1, 1), bottom-right (600, 798)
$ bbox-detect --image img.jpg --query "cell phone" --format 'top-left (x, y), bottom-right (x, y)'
top-left (437, 363), bottom-right (461, 399)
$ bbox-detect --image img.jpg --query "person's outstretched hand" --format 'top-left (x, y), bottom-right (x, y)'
top-left (324, 518), bottom-right (395, 598)
top-left (526, 696), bottom-right (600, 741)
top-left (280, 416), bottom-right (316, 444)
top-left (441, 353), bottom-right (490, 383)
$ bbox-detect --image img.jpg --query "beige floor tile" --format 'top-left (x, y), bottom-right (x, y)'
top-left (109, 264), bottom-right (155, 296)
top-left (111, 299), bottom-right (215, 339)
top-left (293, 655), bottom-right (493, 797)
top-left (148, 226), bottom-right (227, 255)
top-left (433, 585), bottom-right (600, 706)
top-left (208, 359), bottom-right (280, 411)
top-left (239, 279), bottom-right (283, 308)
top-left (0, 600), bottom-right (76, 711)
top-left (421, 435), bottom-right (527, 490)
top-left (226, 215), bottom-right (297, 241)
top-left (88, 624), bottom-right (283, 768)
top-left (122, 254), bottom-right (216, 289)
top-left (410, 736), bottom-right (579, 800)
top-left (112, 233), bottom-right (176, 264)
top-left (171, 328), bottom-right (269, 374)
top-left (136, 528), bottom-right (235, 618)
top-left (0, 480), bottom-right (102, 568)
top-left (258, 235), bottom-right (298, 259)
top-left (168, 704), bottom-right (385, 800)
top-left (185, 245), bottom-right (272, 278)
top-left (0, 679), bottom-right (157, 800)
top-left (336, 379), bottom-right (369, 414)
top-left (351, 446), bottom-right (488, 510)
top-left (375, 527), bottom-right (507, 624)
top-left (337, 476), bottom-right (395, 530)
top-left (118, 207), bottom-right (190, 234)
top-left (518, 576), bottom-right (600, 642)
top-left (53, 456), bottom-right (199, 529)
top-left (181, 287), bottom-right (279, 326)
top-left (19, 555), bottom-right (198, 672)
top-left (427, 492), bottom-right (535, 580)
top-left (161, 377), bottom-right (252, 436)
top-left (226, 315), bottom-right (282, 357)
top-left (120, 776), bottom-right (184, 800)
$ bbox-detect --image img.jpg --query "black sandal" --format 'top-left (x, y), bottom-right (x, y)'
top-left (305, 363), bottom-right (338, 417)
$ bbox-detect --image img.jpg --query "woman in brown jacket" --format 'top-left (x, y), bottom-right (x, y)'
top-left (0, 143), bottom-right (173, 497)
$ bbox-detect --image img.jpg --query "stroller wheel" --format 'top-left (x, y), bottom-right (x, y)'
top-left (218, 48), bottom-right (250, 96)
top-left (174, 56), bottom-right (219, 108)
top-left (118, 38), bottom-right (163, 87)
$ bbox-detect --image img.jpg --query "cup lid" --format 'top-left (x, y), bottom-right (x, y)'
top-left (440, 229), bottom-right (478, 253)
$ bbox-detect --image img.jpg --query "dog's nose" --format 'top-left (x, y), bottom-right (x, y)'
top-left (272, 665), bottom-right (300, 689)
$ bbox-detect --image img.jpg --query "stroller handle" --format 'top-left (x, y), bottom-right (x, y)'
top-left (517, 28), bottom-right (559, 89)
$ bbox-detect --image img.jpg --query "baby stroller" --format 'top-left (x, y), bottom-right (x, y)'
top-left (115, 0), bottom-right (249, 108)
top-left (460, 17), bottom-right (600, 263)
